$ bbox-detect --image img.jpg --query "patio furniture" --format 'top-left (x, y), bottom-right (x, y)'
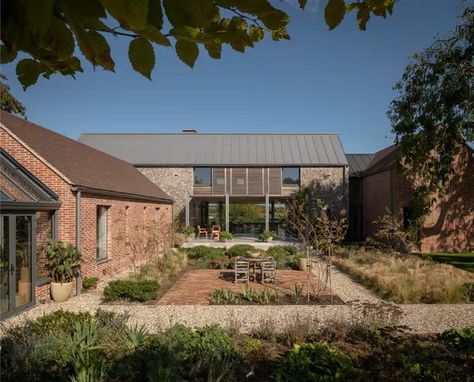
top-left (234, 259), bottom-right (250, 283)
top-left (260, 260), bottom-right (276, 284)
top-left (211, 225), bottom-right (220, 241)
top-left (240, 256), bottom-right (272, 282)
top-left (197, 225), bottom-right (208, 239)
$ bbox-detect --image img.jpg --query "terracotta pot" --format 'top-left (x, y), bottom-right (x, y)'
top-left (50, 281), bottom-right (73, 302)
top-left (298, 258), bottom-right (308, 272)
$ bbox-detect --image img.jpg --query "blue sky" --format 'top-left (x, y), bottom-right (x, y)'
top-left (1, 0), bottom-right (469, 153)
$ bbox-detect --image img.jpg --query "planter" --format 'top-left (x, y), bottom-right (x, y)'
top-left (298, 258), bottom-right (309, 272)
top-left (50, 281), bottom-right (73, 302)
top-left (266, 237), bottom-right (273, 242)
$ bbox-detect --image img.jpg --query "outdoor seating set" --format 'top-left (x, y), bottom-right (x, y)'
top-left (197, 224), bottom-right (221, 241)
top-left (234, 252), bottom-right (276, 284)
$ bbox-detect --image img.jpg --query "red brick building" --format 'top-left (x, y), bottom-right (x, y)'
top-left (0, 111), bottom-right (173, 319)
top-left (347, 144), bottom-right (474, 252)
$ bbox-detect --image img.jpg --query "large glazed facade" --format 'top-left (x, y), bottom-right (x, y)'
top-left (0, 112), bottom-right (173, 319)
top-left (81, 133), bottom-right (349, 237)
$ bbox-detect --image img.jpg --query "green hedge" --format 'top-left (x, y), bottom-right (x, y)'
top-left (103, 279), bottom-right (159, 302)
top-left (226, 244), bottom-right (258, 258)
top-left (266, 246), bottom-right (303, 269)
top-left (186, 245), bottom-right (226, 260)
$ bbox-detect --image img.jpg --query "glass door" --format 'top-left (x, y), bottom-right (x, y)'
top-left (0, 216), bottom-right (10, 316)
top-left (0, 214), bottom-right (35, 319)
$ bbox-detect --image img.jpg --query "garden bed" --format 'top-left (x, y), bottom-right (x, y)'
top-left (333, 249), bottom-right (474, 303)
top-left (2, 309), bottom-right (472, 382)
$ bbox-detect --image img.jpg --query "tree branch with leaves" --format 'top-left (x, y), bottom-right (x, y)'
top-left (1, 0), bottom-right (394, 88)
top-left (388, 7), bottom-right (474, 228)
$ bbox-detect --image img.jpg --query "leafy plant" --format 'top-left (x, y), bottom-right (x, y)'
top-left (209, 289), bottom-right (239, 304)
top-left (440, 327), bottom-right (474, 354)
top-left (82, 277), bottom-right (98, 290)
top-left (293, 283), bottom-right (304, 304)
top-left (103, 279), bottom-right (159, 302)
top-left (45, 240), bottom-right (81, 283)
top-left (182, 227), bottom-right (195, 237)
top-left (227, 244), bottom-right (258, 258)
top-left (241, 285), bottom-right (257, 303)
top-left (260, 230), bottom-right (276, 242)
top-left (219, 231), bottom-right (233, 241)
top-left (275, 342), bottom-right (356, 382)
top-left (266, 246), bottom-right (303, 269)
top-left (186, 246), bottom-right (226, 260)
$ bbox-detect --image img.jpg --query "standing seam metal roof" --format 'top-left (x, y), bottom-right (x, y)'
top-left (345, 153), bottom-right (375, 176)
top-left (79, 133), bottom-right (348, 166)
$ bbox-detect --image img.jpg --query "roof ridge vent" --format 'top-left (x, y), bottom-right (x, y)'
top-left (182, 129), bottom-right (197, 134)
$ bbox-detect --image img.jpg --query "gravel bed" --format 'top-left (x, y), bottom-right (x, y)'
top-left (327, 266), bottom-right (382, 303)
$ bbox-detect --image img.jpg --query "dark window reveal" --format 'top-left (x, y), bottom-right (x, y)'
top-left (282, 167), bottom-right (300, 186)
top-left (194, 167), bottom-right (211, 186)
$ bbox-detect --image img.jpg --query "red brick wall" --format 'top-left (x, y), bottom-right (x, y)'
top-left (79, 193), bottom-right (172, 280)
top-left (1, 127), bottom-right (173, 303)
top-left (362, 145), bottom-right (474, 252)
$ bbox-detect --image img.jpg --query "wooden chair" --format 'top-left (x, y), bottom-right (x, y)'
top-left (260, 260), bottom-right (276, 284)
top-left (211, 224), bottom-right (220, 241)
top-left (197, 225), bottom-right (208, 239)
top-left (234, 259), bottom-right (250, 283)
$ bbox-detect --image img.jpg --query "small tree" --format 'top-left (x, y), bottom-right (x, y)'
top-left (114, 212), bottom-right (172, 276)
top-left (284, 188), bottom-right (347, 300)
top-left (367, 208), bottom-right (418, 253)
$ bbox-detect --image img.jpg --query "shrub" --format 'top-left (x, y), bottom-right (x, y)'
top-left (187, 246), bottom-right (226, 260)
top-left (159, 324), bottom-right (242, 381)
top-left (275, 342), bottom-right (356, 382)
top-left (182, 227), bottom-right (195, 237)
top-left (266, 246), bottom-right (303, 269)
top-left (440, 327), bottom-right (474, 354)
top-left (82, 277), bottom-right (98, 290)
top-left (220, 231), bottom-right (234, 241)
top-left (260, 230), bottom-right (276, 242)
top-left (227, 244), bottom-right (258, 258)
top-left (103, 279), bottom-right (159, 302)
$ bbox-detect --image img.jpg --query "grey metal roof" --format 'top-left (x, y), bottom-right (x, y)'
top-left (346, 154), bottom-right (375, 176)
top-left (79, 133), bottom-right (348, 166)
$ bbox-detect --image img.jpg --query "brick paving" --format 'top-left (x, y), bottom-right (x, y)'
top-left (158, 269), bottom-right (334, 305)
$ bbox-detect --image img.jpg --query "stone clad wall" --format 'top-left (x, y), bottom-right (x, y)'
top-left (139, 167), bottom-right (193, 223)
top-left (300, 167), bottom-right (348, 214)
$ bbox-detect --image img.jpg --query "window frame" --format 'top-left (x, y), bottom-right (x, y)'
top-left (193, 167), bottom-right (212, 187)
top-left (282, 167), bottom-right (300, 186)
top-left (96, 206), bottom-right (109, 262)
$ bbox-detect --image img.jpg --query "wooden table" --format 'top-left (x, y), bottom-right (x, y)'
top-left (240, 256), bottom-right (271, 282)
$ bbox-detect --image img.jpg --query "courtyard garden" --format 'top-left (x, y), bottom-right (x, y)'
top-left (1, 309), bottom-right (473, 382)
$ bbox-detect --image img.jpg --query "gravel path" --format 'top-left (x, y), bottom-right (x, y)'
top-left (3, 268), bottom-right (474, 335)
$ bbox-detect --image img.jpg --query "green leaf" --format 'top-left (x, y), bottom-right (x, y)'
top-left (164, 0), bottom-right (219, 28)
top-left (100, 0), bottom-right (149, 30)
top-left (357, 7), bottom-right (370, 31)
top-left (204, 40), bottom-right (221, 59)
top-left (325, 0), bottom-right (346, 30)
top-left (139, 26), bottom-right (171, 46)
top-left (175, 39), bottom-right (199, 68)
top-left (128, 37), bottom-right (155, 79)
top-left (43, 19), bottom-right (75, 58)
top-left (16, 59), bottom-right (42, 89)
top-left (148, 0), bottom-right (164, 29)
top-left (26, 0), bottom-right (54, 38)
top-left (249, 25), bottom-right (264, 42)
top-left (76, 30), bottom-right (115, 71)
top-left (0, 45), bottom-right (17, 64)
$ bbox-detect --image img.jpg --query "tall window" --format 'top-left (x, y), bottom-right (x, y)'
top-left (194, 167), bottom-right (211, 186)
top-left (282, 167), bottom-right (300, 186)
top-left (96, 206), bottom-right (108, 260)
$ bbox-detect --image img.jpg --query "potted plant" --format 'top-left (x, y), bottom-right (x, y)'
top-left (260, 230), bottom-right (276, 242)
top-left (82, 277), bottom-right (98, 291)
top-left (182, 227), bottom-right (195, 242)
top-left (45, 240), bottom-right (81, 302)
top-left (220, 231), bottom-right (233, 242)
